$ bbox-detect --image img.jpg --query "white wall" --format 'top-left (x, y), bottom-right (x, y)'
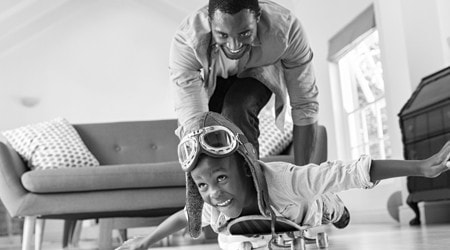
top-left (437, 0), bottom-right (450, 65)
top-left (0, 0), bottom-right (185, 130)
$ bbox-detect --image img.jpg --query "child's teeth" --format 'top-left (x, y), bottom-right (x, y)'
top-left (218, 199), bottom-right (231, 206)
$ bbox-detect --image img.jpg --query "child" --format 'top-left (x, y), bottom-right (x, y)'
top-left (117, 112), bottom-right (450, 250)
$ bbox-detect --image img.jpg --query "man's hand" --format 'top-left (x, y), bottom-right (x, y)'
top-left (115, 236), bottom-right (148, 250)
top-left (293, 123), bottom-right (318, 165)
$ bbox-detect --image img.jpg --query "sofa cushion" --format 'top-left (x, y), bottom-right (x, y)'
top-left (258, 114), bottom-right (293, 158)
top-left (1, 118), bottom-right (99, 170)
top-left (21, 161), bottom-right (185, 193)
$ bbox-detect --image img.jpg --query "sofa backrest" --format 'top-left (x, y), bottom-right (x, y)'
top-left (73, 119), bottom-right (179, 165)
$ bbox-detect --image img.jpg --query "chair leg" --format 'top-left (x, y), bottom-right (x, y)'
top-left (35, 219), bottom-right (45, 250)
top-left (71, 220), bottom-right (83, 247)
top-left (117, 229), bottom-right (127, 243)
top-left (62, 220), bottom-right (77, 248)
top-left (22, 216), bottom-right (36, 250)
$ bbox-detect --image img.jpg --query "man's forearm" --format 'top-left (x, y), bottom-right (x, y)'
top-left (293, 122), bottom-right (317, 165)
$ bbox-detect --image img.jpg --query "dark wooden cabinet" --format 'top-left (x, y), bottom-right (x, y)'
top-left (398, 66), bottom-right (450, 225)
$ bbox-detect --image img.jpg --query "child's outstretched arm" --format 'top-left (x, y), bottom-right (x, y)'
top-left (116, 209), bottom-right (187, 250)
top-left (370, 141), bottom-right (450, 182)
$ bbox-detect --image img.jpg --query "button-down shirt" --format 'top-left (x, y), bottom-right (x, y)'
top-left (169, 0), bottom-right (318, 137)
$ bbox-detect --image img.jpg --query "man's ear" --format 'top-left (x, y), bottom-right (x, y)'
top-left (255, 10), bottom-right (261, 23)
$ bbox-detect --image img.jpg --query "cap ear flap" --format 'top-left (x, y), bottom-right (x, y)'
top-left (186, 173), bottom-right (204, 238)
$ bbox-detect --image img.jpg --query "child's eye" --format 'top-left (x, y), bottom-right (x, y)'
top-left (217, 175), bottom-right (227, 182)
top-left (197, 183), bottom-right (207, 191)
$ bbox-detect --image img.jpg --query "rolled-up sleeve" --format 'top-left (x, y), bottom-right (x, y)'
top-left (290, 155), bottom-right (378, 200)
top-left (281, 17), bottom-right (319, 126)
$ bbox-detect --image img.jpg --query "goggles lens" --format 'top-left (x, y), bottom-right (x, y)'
top-left (178, 126), bottom-right (239, 172)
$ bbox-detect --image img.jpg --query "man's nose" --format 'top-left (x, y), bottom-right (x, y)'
top-left (226, 38), bottom-right (242, 50)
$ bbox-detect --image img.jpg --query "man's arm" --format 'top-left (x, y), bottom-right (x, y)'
top-left (169, 26), bottom-right (209, 138)
top-left (370, 141), bottom-right (450, 182)
top-left (293, 123), bottom-right (317, 165)
top-left (281, 16), bottom-right (319, 164)
top-left (116, 210), bottom-right (187, 250)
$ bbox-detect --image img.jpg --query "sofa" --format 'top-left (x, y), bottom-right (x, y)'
top-left (0, 118), bottom-right (327, 250)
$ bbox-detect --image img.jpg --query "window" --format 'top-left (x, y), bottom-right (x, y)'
top-left (328, 5), bottom-right (392, 160)
top-left (337, 31), bottom-right (391, 159)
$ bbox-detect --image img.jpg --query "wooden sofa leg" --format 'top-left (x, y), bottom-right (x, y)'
top-left (63, 220), bottom-right (77, 248)
top-left (71, 220), bottom-right (83, 247)
top-left (35, 219), bottom-right (45, 250)
top-left (22, 216), bottom-right (36, 250)
top-left (99, 219), bottom-right (114, 250)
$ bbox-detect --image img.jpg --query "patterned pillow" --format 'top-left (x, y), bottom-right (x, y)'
top-left (1, 118), bottom-right (99, 170)
top-left (258, 114), bottom-right (293, 158)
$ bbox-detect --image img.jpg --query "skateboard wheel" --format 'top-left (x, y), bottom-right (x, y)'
top-left (291, 237), bottom-right (306, 250)
top-left (277, 235), bottom-right (285, 245)
top-left (242, 241), bottom-right (252, 250)
top-left (316, 232), bottom-right (329, 248)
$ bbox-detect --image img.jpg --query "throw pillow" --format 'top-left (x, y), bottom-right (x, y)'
top-left (2, 118), bottom-right (99, 170)
top-left (258, 114), bottom-right (293, 158)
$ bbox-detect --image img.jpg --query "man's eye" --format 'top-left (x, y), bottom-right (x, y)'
top-left (241, 31), bottom-right (251, 37)
top-left (217, 175), bottom-right (227, 182)
top-left (217, 33), bottom-right (228, 39)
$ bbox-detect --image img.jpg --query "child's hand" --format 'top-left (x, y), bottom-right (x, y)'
top-left (115, 236), bottom-right (149, 250)
top-left (420, 141), bottom-right (450, 178)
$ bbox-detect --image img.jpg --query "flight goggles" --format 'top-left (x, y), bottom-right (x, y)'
top-left (178, 125), bottom-right (241, 172)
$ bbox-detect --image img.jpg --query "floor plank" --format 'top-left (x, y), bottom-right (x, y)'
top-left (1, 222), bottom-right (450, 250)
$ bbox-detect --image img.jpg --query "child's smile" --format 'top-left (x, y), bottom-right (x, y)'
top-left (191, 154), bottom-right (258, 218)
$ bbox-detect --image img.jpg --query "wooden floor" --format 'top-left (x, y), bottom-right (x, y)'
top-left (1, 222), bottom-right (450, 250)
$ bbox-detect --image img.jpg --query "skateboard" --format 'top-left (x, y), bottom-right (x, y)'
top-left (227, 215), bottom-right (328, 250)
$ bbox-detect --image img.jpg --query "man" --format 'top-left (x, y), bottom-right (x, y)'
top-left (170, 0), bottom-right (319, 165)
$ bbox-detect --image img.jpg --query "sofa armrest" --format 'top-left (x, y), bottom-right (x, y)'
top-left (0, 141), bottom-right (29, 216)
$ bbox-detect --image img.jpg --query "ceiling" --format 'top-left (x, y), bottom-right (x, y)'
top-left (0, 0), bottom-right (294, 57)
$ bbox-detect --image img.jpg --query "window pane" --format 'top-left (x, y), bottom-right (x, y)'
top-left (337, 30), bottom-right (391, 160)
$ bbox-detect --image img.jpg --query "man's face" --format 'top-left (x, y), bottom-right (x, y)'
top-left (191, 154), bottom-right (255, 218)
top-left (210, 9), bottom-right (259, 60)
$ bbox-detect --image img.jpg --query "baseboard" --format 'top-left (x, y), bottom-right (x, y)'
top-left (419, 200), bottom-right (450, 225)
top-left (399, 200), bottom-right (450, 225)
top-left (0, 235), bottom-right (21, 248)
top-left (347, 209), bottom-right (396, 224)
top-left (399, 205), bottom-right (415, 226)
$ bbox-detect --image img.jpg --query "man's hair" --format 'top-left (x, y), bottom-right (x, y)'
top-left (208, 0), bottom-right (261, 19)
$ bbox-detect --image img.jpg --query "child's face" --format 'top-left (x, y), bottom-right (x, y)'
top-left (191, 154), bottom-right (256, 218)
